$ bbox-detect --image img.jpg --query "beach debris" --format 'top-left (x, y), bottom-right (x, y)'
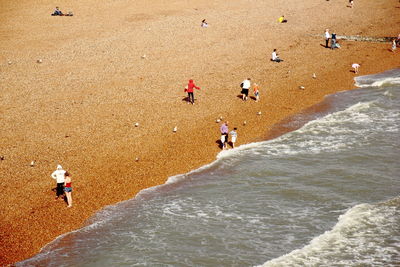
top-left (257, 111), bottom-right (262, 115)
top-left (0, 156), bottom-right (4, 161)
top-left (173, 126), bottom-right (178, 133)
top-left (312, 73), bottom-right (317, 79)
top-left (134, 122), bottom-right (139, 127)
top-left (299, 86), bottom-right (305, 90)
top-left (37, 59), bottom-right (43, 64)
top-left (30, 161), bottom-right (35, 167)
top-left (216, 118), bottom-right (221, 123)
top-left (141, 54), bottom-right (147, 59)
top-left (243, 121), bottom-right (247, 126)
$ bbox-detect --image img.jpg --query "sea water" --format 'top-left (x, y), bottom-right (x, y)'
top-left (19, 69), bottom-right (400, 267)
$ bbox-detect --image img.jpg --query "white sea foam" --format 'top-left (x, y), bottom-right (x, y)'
top-left (355, 68), bottom-right (400, 88)
top-left (257, 197), bottom-right (400, 267)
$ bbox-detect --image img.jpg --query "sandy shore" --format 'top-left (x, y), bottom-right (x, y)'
top-left (0, 0), bottom-right (399, 264)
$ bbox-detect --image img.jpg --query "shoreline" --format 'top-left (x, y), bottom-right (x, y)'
top-left (1, 0), bottom-right (399, 264)
top-left (18, 67), bottom-right (399, 264)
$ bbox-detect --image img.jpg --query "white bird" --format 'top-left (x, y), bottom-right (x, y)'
top-left (216, 119), bottom-right (221, 123)
top-left (135, 122), bottom-right (139, 127)
top-left (135, 157), bottom-right (140, 162)
top-left (173, 126), bottom-right (178, 133)
top-left (243, 121), bottom-right (247, 125)
top-left (141, 54), bottom-right (147, 59)
top-left (0, 156), bottom-right (4, 160)
top-left (299, 86), bottom-right (305, 90)
top-left (257, 111), bottom-right (262, 115)
top-left (37, 59), bottom-right (42, 63)
top-left (312, 73), bottom-right (317, 79)
top-left (30, 161), bottom-right (35, 167)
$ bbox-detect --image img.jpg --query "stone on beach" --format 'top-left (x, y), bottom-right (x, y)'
top-left (312, 73), bottom-right (317, 79)
top-left (299, 86), bottom-right (305, 89)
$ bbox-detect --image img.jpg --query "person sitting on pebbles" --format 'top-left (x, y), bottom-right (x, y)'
top-left (52, 7), bottom-right (63, 16)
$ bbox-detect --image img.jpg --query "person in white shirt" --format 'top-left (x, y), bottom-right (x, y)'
top-left (230, 128), bottom-right (238, 148)
top-left (271, 49), bottom-right (282, 62)
top-left (51, 165), bottom-right (66, 200)
top-left (352, 63), bottom-right (360, 74)
top-left (325, 29), bottom-right (330, 48)
top-left (241, 78), bottom-right (251, 101)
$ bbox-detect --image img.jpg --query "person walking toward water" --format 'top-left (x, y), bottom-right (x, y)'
top-left (241, 78), bottom-right (251, 101)
top-left (324, 29), bottom-right (330, 48)
top-left (352, 63), bottom-right (360, 74)
top-left (185, 79), bottom-right (201, 104)
top-left (220, 121), bottom-right (229, 150)
top-left (51, 165), bottom-right (66, 200)
top-left (230, 128), bottom-right (238, 148)
top-left (64, 172), bottom-right (73, 207)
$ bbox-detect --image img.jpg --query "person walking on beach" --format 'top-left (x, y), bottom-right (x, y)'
top-left (230, 127), bottom-right (238, 148)
top-left (185, 79), bottom-right (201, 104)
top-left (271, 49), bottom-right (283, 62)
top-left (324, 29), bottom-right (330, 48)
top-left (253, 83), bottom-right (260, 102)
top-left (64, 172), bottom-right (73, 207)
top-left (51, 165), bottom-right (66, 200)
top-left (352, 63), bottom-right (360, 74)
top-left (220, 121), bottom-right (229, 150)
top-left (241, 78), bottom-right (251, 101)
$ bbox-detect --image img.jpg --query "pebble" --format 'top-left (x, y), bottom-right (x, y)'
top-left (299, 86), bottom-right (305, 90)
top-left (243, 121), bottom-right (247, 125)
top-left (312, 73), bottom-right (317, 79)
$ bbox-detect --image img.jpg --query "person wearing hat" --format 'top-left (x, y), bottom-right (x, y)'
top-left (51, 165), bottom-right (66, 200)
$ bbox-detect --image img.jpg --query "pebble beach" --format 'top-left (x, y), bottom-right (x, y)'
top-left (0, 0), bottom-right (399, 264)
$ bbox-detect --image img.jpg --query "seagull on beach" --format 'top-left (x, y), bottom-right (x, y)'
top-left (173, 126), bottom-right (178, 133)
top-left (30, 161), bottom-right (35, 167)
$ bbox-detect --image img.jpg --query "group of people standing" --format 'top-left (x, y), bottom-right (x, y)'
top-left (220, 121), bottom-right (238, 150)
top-left (324, 29), bottom-right (340, 49)
top-left (51, 165), bottom-right (73, 207)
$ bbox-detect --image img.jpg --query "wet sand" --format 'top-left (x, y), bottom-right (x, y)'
top-left (0, 0), bottom-right (399, 264)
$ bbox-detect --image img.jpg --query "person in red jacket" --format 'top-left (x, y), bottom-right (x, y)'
top-left (184, 79), bottom-right (201, 104)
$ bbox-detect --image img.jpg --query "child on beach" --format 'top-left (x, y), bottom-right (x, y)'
top-left (230, 128), bottom-right (238, 148)
top-left (64, 172), bottom-right (72, 207)
top-left (253, 83), bottom-right (260, 102)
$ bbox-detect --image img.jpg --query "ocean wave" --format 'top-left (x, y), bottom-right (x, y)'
top-left (355, 68), bottom-right (400, 88)
top-left (257, 196), bottom-right (400, 267)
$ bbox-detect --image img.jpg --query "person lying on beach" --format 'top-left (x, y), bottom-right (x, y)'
top-left (277, 15), bottom-right (287, 23)
top-left (271, 49), bottom-right (283, 62)
top-left (201, 19), bottom-right (209, 28)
